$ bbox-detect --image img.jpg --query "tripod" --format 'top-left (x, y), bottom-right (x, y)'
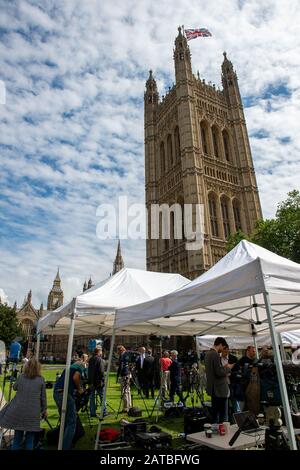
top-left (184, 366), bottom-right (204, 407)
top-left (0, 361), bottom-right (20, 449)
top-left (149, 384), bottom-right (167, 422)
top-left (116, 371), bottom-right (150, 419)
top-left (93, 384), bottom-right (116, 416)
top-left (0, 361), bottom-right (19, 408)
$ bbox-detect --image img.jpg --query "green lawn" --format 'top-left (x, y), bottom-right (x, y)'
top-left (2, 366), bottom-right (207, 450)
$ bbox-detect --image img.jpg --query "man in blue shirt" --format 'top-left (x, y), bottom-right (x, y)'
top-left (54, 358), bottom-right (85, 449)
top-left (9, 339), bottom-right (22, 362)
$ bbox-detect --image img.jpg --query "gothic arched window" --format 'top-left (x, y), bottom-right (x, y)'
top-left (212, 126), bottom-right (220, 158)
top-left (167, 134), bottom-right (173, 167)
top-left (174, 126), bottom-right (181, 161)
top-left (160, 141), bottom-right (166, 175)
top-left (200, 122), bottom-right (208, 154)
top-left (208, 193), bottom-right (219, 237)
top-left (233, 199), bottom-right (242, 231)
top-left (21, 319), bottom-right (34, 337)
top-left (221, 196), bottom-right (231, 239)
top-left (222, 130), bottom-right (231, 162)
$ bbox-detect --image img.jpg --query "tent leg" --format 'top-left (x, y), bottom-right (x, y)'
top-left (252, 336), bottom-right (259, 358)
top-left (58, 305), bottom-right (76, 450)
top-left (263, 292), bottom-right (297, 450)
top-left (94, 329), bottom-right (116, 450)
top-left (35, 334), bottom-right (40, 360)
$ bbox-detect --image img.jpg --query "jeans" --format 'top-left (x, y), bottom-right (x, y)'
top-left (54, 389), bottom-right (77, 450)
top-left (89, 386), bottom-right (107, 416)
top-left (12, 430), bottom-right (35, 450)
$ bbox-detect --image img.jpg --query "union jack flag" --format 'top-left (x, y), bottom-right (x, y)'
top-left (184, 28), bottom-right (212, 41)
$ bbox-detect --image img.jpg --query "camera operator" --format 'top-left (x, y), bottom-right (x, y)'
top-left (88, 347), bottom-right (106, 417)
top-left (169, 350), bottom-right (185, 404)
top-left (238, 345), bottom-right (260, 414)
top-left (259, 346), bottom-right (274, 365)
top-left (116, 345), bottom-right (132, 413)
top-left (53, 357), bottom-right (85, 449)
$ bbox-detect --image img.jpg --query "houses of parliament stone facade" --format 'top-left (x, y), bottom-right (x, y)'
top-left (145, 28), bottom-right (262, 279)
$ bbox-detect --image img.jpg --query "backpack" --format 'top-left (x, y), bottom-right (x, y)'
top-left (128, 407), bottom-right (142, 417)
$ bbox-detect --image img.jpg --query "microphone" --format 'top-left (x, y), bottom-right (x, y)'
top-left (229, 416), bottom-right (252, 447)
top-left (228, 428), bottom-right (242, 447)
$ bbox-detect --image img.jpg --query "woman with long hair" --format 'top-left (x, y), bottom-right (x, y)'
top-left (0, 357), bottom-right (47, 450)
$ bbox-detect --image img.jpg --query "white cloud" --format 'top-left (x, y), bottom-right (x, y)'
top-left (0, 288), bottom-right (8, 304)
top-left (0, 0), bottom-right (300, 307)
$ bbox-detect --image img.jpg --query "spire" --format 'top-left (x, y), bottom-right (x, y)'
top-left (13, 300), bottom-right (17, 310)
top-left (221, 51), bottom-right (241, 105)
top-left (83, 280), bottom-right (87, 292)
top-left (27, 290), bottom-right (32, 303)
top-left (88, 277), bottom-right (93, 289)
top-left (112, 240), bottom-right (124, 275)
top-left (54, 268), bottom-right (61, 283)
top-left (174, 26), bottom-right (192, 83)
top-left (47, 269), bottom-right (64, 311)
top-left (145, 70), bottom-right (159, 106)
top-left (221, 51), bottom-right (235, 76)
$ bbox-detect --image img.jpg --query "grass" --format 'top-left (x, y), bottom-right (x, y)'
top-left (1, 366), bottom-right (207, 450)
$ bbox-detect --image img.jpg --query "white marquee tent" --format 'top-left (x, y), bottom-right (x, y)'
top-left (114, 241), bottom-right (300, 449)
top-left (196, 331), bottom-right (300, 351)
top-left (36, 267), bottom-right (189, 450)
top-left (38, 268), bottom-right (189, 335)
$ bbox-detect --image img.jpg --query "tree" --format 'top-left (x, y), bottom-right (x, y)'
top-left (226, 190), bottom-right (300, 262)
top-left (0, 300), bottom-right (23, 347)
top-left (252, 190), bottom-right (300, 262)
top-left (226, 230), bottom-right (251, 252)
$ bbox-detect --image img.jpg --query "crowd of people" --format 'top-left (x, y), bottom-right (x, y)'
top-left (116, 345), bottom-right (188, 412)
top-left (0, 338), bottom-right (290, 450)
top-left (204, 337), bottom-right (277, 423)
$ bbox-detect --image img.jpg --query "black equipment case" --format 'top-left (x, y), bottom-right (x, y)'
top-left (184, 407), bottom-right (210, 436)
top-left (135, 431), bottom-right (172, 450)
top-left (121, 419), bottom-right (147, 441)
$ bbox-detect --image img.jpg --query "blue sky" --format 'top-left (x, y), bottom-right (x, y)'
top-left (1, 0), bottom-right (300, 307)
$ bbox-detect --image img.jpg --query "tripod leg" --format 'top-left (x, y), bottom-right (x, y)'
top-left (116, 378), bottom-right (129, 418)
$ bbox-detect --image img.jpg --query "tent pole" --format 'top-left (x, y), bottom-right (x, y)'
top-left (252, 335), bottom-right (259, 358)
top-left (278, 333), bottom-right (287, 361)
top-left (195, 335), bottom-right (201, 368)
top-left (252, 296), bottom-right (259, 357)
top-left (263, 291), bottom-right (297, 450)
top-left (95, 325), bottom-right (116, 450)
top-left (35, 333), bottom-right (40, 360)
top-left (58, 299), bottom-right (76, 451)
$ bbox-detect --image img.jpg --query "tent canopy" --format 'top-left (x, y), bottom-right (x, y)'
top-left (37, 268), bottom-right (189, 335)
top-left (196, 331), bottom-right (300, 351)
top-left (115, 241), bottom-right (300, 336)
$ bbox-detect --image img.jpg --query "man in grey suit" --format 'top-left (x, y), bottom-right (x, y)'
top-left (204, 337), bottom-right (233, 423)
